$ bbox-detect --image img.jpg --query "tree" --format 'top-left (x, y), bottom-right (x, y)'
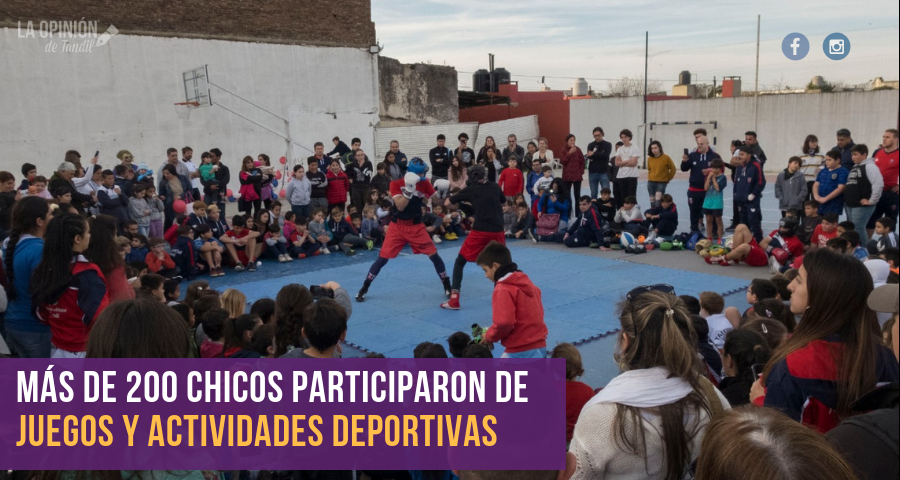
top-left (606, 76), bottom-right (663, 97)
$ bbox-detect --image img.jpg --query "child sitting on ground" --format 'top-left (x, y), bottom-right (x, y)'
top-left (422, 205), bottom-right (445, 244)
top-left (700, 291), bottom-right (732, 351)
top-left (509, 203), bottom-right (536, 240)
top-left (613, 196), bottom-right (644, 235)
top-left (718, 329), bottom-right (772, 407)
top-left (307, 209), bottom-right (333, 255)
top-left (288, 214), bottom-right (323, 259)
top-left (447, 331), bottom-right (471, 359)
top-left (643, 193), bottom-right (679, 243)
top-left (826, 237), bottom-right (850, 254)
top-left (872, 217), bottom-right (899, 253)
top-left (170, 225), bottom-right (200, 280)
top-left (809, 212), bottom-right (839, 250)
top-left (264, 222), bottom-right (292, 263)
top-left (327, 207), bottom-right (357, 255)
top-left (799, 200), bottom-right (821, 245)
top-left (360, 205), bottom-right (383, 246)
top-left (126, 234), bottom-right (149, 263)
top-left (502, 200), bottom-right (518, 236)
top-left (551, 343), bottom-right (595, 445)
top-left (146, 236), bottom-right (180, 279)
top-left (343, 212), bottom-right (374, 254)
top-left (192, 224), bottom-right (225, 277)
top-left (841, 230), bottom-right (868, 260)
top-left (837, 220), bottom-right (855, 237)
top-left (476, 241), bottom-right (548, 358)
top-left (199, 308), bottom-right (228, 358)
top-left (593, 187), bottom-right (616, 225)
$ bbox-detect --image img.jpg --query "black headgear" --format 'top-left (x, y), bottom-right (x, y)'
top-left (468, 165), bottom-right (487, 184)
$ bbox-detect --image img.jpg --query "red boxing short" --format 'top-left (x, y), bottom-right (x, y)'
top-left (380, 220), bottom-right (438, 259)
top-left (458, 230), bottom-right (506, 262)
top-left (746, 238), bottom-right (768, 267)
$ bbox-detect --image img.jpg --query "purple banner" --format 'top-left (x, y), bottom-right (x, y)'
top-left (0, 359), bottom-right (566, 470)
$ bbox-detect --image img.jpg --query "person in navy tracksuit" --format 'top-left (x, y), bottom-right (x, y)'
top-left (170, 225), bottom-right (199, 280)
top-left (680, 136), bottom-right (721, 233)
top-left (733, 145), bottom-right (767, 242)
top-left (562, 196), bottom-right (605, 247)
top-left (644, 194), bottom-right (679, 240)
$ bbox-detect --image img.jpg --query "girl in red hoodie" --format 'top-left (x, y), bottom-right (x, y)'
top-left (325, 159), bottom-right (350, 214)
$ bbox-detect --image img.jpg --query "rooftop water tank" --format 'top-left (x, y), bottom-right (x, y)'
top-left (573, 78), bottom-right (589, 96)
top-left (490, 68), bottom-right (510, 93)
top-left (473, 69), bottom-right (490, 93)
top-left (678, 70), bottom-right (691, 85)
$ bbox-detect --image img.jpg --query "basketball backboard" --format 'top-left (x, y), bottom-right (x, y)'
top-left (182, 65), bottom-right (211, 106)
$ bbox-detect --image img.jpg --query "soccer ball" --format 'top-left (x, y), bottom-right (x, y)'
top-left (620, 232), bottom-right (637, 248)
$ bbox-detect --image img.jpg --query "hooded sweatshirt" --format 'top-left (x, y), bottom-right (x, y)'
top-left (775, 168), bottom-right (808, 211)
top-left (483, 263), bottom-right (548, 353)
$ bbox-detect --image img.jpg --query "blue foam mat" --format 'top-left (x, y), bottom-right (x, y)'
top-left (204, 241), bottom-right (750, 359)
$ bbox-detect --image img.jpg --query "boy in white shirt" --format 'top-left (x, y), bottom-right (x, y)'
top-left (700, 291), bottom-right (732, 352)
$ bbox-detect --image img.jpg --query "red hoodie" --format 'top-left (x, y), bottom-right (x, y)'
top-left (326, 170), bottom-right (350, 205)
top-left (484, 270), bottom-right (548, 353)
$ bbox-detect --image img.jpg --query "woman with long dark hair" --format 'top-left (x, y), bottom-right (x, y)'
top-left (753, 248), bottom-right (899, 433)
top-left (257, 153), bottom-right (275, 210)
top-left (31, 213), bottom-right (110, 358)
top-left (158, 164), bottom-right (192, 230)
top-left (481, 146), bottom-right (501, 183)
top-left (717, 329), bottom-right (771, 406)
top-left (448, 155), bottom-right (468, 191)
top-left (3, 197), bottom-right (51, 357)
top-left (238, 155), bottom-right (263, 218)
top-left (800, 134), bottom-right (825, 202)
top-left (86, 298), bottom-right (192, 358)
top-left (569, 289), bottom-right (728, 479)
top-left (476, 135), bottom-right (498, 164)
top-left (273, 283), bottom-right (314, 357)
top-left (559, 134), bottom-right (585, 216)
top-left (220, 313), bottom-right (263, 358)
top-left (83, 214), bottom-right (134, 302)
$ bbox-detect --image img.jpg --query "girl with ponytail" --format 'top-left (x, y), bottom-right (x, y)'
top-left (273, 283), bottom-right (314, 357)
top-left (220, 313), bottom-right (262, 358)
top-left (31, 212), bottom-right (110, 358)
top-left (718, 329), bottom-right (772, 406)
top-left (569, 288), bottom-right (729, 480)
top-left (2, 197), bottom-right (51, 357)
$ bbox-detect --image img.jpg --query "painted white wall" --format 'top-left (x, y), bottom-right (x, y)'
top-left (0, 29), bottom-right (379, 191)
top-left (569, 91), bottom-right (899, 171)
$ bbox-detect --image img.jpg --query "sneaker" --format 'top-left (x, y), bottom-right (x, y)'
top-left (705, 255), bottom-right (721, 265)
top-left (769, 255), bottom-right (783, 275)
top-left (432, 234), bottom-right (442, 244)
top-left (298, 253), bottom-right (307, 259)
top-left (278, 254), bottom-right (287, 263)
top-left (217, 267), bottom-right (225, 277)
top-left (234, 264), bottom-right (245, 272)
top-left (355, 286), bottom-right (368, 302)
top-left (441, 291), bottom-right (460, 310)
top-left (321, 247), bottom-right (331, 255)
top-left (645, 231), bottom-right (658, 244)
top-left (343, 247), bottom-right (356, 256)
top-left (445, 232), bottom-right (458, 241)
top-left (529, 231), bottom-right (538, 243)
top-left (588, 242), bottom-right (600, 249)
top-left (312, 250), bottom-right (321, 256)
top-left (171, 275), bottom-right (183, 283)
top-left (365, 240), bottom-right (374, 250)
top-left (248, 263), bottom-right (257, 272)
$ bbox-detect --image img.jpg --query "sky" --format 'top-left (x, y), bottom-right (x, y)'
top-left (372, 0), bottom-right (900, 93)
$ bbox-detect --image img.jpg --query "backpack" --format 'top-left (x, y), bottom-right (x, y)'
top-left (685, 231), bottom-right (705, 250)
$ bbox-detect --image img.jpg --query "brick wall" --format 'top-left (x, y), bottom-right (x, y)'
top-left (0, 0), bottom-right (375, 47)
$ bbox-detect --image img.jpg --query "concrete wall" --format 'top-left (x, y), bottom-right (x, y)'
top-left (0, 0), bottom-right (375, 47)
top-left (570, 91), bottom-right (900, 171)
top-left (0, 29), bottom-right (379, 192)
top-left (378, 57), bottom-right (458, 127)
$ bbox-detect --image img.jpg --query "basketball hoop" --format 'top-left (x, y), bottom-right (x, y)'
top-left (174, 101), bottom-right (200, 122)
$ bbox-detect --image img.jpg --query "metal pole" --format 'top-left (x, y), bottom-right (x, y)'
top-left (643, 31), bottom-right (649, 169)
top-left (754, 14), bottom-right (760, 130)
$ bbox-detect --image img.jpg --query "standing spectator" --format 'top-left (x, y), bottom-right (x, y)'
top-left (237, 155), bottom-right (263, 219)
top-left (613, 129), bottom-right (641, 209)
top-left (498, 156), bottom-right (525, 201)
top-left (157, 147), bottom-right (190, 190)
top-left (744, 131), bottom-right (768, 167)
top-left (724, 139), bottom-right (745, 231)
top-left (703, 159), bottom-right (728, 244)
top-left (501, 134), bottom-right (526, 171)
top-left (115, 149), bottom-right (137, 173)
top-left (201, 148), bottom-right (229, 214)
top-left (284, 164), bottom-right (312, 219)
top-left (346, 148), bottom-right (374, 213)
top-left (646, 140), bottom-right (676, 208)
top-left (49, 162), bottom-right (93, 215)
top-left (339, 137), bottom-right (365, 166)
top-left (586, 127), bottom-right (612, 198)
top-left (429, 134), bottom-right (452, 183)
top-left (383, 151), bottom-right (402, 181)
top-left (454, 133), bottom-right (475, 165)
top-left (83, 215), bottom-right (134, 302)
top-left (681, 135), bottom-right (721, 232)
top-left (733, 145), bottom-right (766, 242)
top-left (533, 137), bottom-right (555, 168)
top-left (257, 154), bottom-right (275, 210)
top-left (32, 213), bottom-right (110, 358)
top-left (158, 164), bottom-right (192, 230)
top-left (181, 146), bottom-right (201, 201)
top-left (844, 144), bottom-right (884, 245)
top-left (3, 197), bottom-right (51, 357)
top-left (476, 136), bottom-right (499, 164)
top-left (751, 249), bottom-right (899, 433)
top-left (483, 146), bottom-right (502, 183)
top-left (869, 128), bottom-right (899, 234)
top-left (307, 141), bottom-right (331, 173)
top-left (559, 134), bottom-right (586, 215)
top-left (834, 128), bottom-right (856, 171)
top-left (325, 159), bottom-right (350, 215)
top-left (814, 149), bottom-right (850, 215)
top-left (306, 157), bottom-right (329, 214)
top-left (96, 170), bottom-right (130, 229)
top-left (569, 288), bottom-right (729, 478)
top-left (0, 171), bottom-right (18, 241)
top-left (775, 156), bottom-right (808, 217)
top-left (387, 140), bottom-right (408, 177)
top-left (800, 134), bottom-right (825, 203)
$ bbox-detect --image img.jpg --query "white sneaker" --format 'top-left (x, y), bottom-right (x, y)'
top-left (645, 232), bottom-right (657, 244)
top-left (278, 254), bottom-right (286, 263)
top-left (321, 247), bottom-right (331, 255)
top-left (769, 255), bottom-right (782, 275)
top-left (432, 234), bottom-right (443, 244)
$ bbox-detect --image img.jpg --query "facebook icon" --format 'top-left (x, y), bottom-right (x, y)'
top-left (782, 33), bottom-right (810, 60)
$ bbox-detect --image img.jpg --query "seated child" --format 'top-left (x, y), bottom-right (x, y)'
top-left (265, 222), bottom-right (292, 263)
top-left (170, 225), bottom-right (200, 280)
top-left (502, 200), bottom-right (518, 236)
top-left (706, 224), bottom-right (774, 268)
top-left (192, 224), bottom-right (225, 277)
top-left (125, 234), bottom-right (149, 263)
top-left (164, 279), bottom-right (181, 306)
top-left (307, 209), bottom-right (333, 255)
top-left (145, 237), bottom-right (181, 279)
top-left (871, 217), bottom-right (899, 253)
top-left (826, 237), bottom-right (850, 254)
top-left (327, 207), bottom-right (357, 255)
top-left (199, 308), bottom-right (228, 358)
top-left (836, 220), bottom-right (855, 237)
top-left (551, 343), bottom-right (595, 445)
top-left (644, 193), bottom-right (679, 242)
top-left (342, 212), bottom-right (374, 254)
top-left (798, 200), bottom-right (821, 245)
top-left (808, 212), bottom-right (839, 250)
top-left (288, 213), bottom-right (323, 259)
top-left (220, 215), bottom-right (259, 271)
top-left (841, 230), bottom-right (868, 260)
top-left (186, 201), bottom-right (208, 230)
top-left (360, 205), bottom-right (384, 246)
top-left (447, 331), bottom-right (472, 359)
top-left (422, 205), bottom-right (445, 243)
top-left (718, 329), bottom-right (772, 407)
top-left (475, 241), bottom-right (548, 358)
top-left (508, 203), bottom-right (536, 239)
top-left (700, 291), bottom-right (732, 351)
top-left (613, 196), bottom-right (645, 235)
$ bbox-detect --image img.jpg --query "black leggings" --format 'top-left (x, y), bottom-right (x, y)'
top-left (451, 254), bottom-right (467, 291)
top-left (561, 180), bottom-right (582, 215)
top-left (239, 198), bottom-right (261, 219)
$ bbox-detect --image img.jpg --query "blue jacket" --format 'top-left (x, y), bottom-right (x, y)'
top-left (3, 236), bottom-right (48, 332)
top-left (681, 150), bottom-right (721, 190)
top-left (733, 159), bottom-right (766, 202)
top-left (646, 203), bottom-right (679, 236)
top-left (126, 247), bottom-right (148, 264)
top-left (539, 195), bottom-right (570, 223)
top-left (526, 171), bottom-right (542, 197)
top-left (170, 235), bottom-right (196, 273)
top-left (567, 205), bottom-right (604, 237)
